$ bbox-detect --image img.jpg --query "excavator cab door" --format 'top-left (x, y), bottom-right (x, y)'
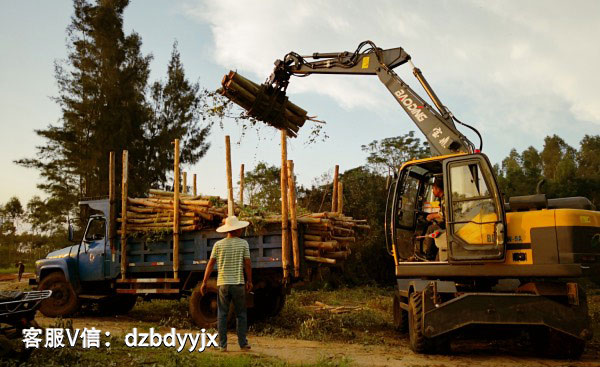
top-left (443, 154), bottom-right (506, 262)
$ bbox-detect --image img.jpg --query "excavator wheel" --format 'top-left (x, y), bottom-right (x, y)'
top-left (408, 292), bottom-right (450, 354)
top-left (531, 327), bottom-right (585, 359)
top-left (393, 293), bottom-right (408, 333)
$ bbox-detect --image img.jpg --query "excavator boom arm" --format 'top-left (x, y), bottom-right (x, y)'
top-left (268, 41), bottom-right (474, 156)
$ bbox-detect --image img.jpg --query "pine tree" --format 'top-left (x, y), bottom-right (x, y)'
top-left (146, 42), bottom-right (212, 188)
top-left (17, 0), bottom-right (213, 225)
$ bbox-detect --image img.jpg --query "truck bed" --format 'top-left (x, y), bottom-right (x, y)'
top-left (122, 225), bottom-right (293, 274)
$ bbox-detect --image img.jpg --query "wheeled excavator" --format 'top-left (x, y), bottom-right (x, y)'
top-left (260, 41), bottom-right (600, 357)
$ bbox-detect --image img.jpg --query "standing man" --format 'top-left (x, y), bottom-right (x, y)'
top-left (423, 177), bottom-right (445, 260)
top-left (200, 216), bottom-right (252, 351)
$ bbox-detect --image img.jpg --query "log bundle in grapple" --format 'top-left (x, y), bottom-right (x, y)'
top-left (219, 71), bottom-right (310, 137)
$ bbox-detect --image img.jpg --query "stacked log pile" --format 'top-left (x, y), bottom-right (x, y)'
top-left (118, 189), bottom-right (227, 234)
top-left (240, 211), bottom-right (369, 266)
top-left (219, 71), bottom-right (310, 138)
top-left (299, 212), bottom-right (369, 266)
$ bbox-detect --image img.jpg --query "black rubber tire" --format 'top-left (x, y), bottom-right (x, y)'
top-left (533, 327), bottom-right (585, 359)
top-left (408, 292), bottom-right (451, 354)
top-left (0, 319), bottom-right (39, 361)
top-left (189, 285), bottom-right (219, 328)
top-left (408, 292), bottom-right (432, 353)
top-left (393, 293), bottom-right (408, 333)
top-left (99, 295), bottom-right (138, 315)
top-left (251, 287), bottom-right (286, 321)
top-left (38, 272), bottom-right (79, 317)
top-left (264, 287), bottom-right (286, 318)
top-left (0, 334), bottom-right (13, 359)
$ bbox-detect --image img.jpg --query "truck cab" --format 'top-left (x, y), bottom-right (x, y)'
top-left (32, 198), bottom-right (126, 316)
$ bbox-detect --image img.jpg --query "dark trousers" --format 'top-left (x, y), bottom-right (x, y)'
top-left (423, 223), bottom-right (441, 260)
top-left (217, 284), bottom-right (248, 348)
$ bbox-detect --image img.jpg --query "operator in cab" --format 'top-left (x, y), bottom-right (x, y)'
top-left (423, 177), bottom-right (445, 260)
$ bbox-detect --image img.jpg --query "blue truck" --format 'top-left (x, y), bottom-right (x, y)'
top-left (31, 198), bottom-right (295, 326)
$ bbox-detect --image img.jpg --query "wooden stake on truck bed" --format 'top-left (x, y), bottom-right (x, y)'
top-left (225, 135), bottom-right (234, 216)
top-left (280, 130), bottom-right (291, 281)
top-left (183, 171), bottom-right (187, 194)
top-left (337, 181), bottom-right (344, 214)
top-left (173, 139), bottom-right (180, 280)
top-left (120, 150), bottom-right (128, 280)
top-left (287, 160), bottom-right (300, 278)
top-left (193, 174), bottom-right (197, 196)
top-left (331, 165), bottom-right (339, 212)
top-left (109, 151), bottom-right (116, 256)
top-left (240, 164), bottom-right (245, 206)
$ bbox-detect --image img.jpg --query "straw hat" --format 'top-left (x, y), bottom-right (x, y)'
top-left (216, 216), bottom-right (250, 233)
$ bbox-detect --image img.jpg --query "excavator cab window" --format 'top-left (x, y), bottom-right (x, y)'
top-left (444, 155), bottom-right (506, 262)
top-left (391, 163), bottom-right (441, 262)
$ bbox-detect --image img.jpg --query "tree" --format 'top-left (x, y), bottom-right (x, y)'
top-left (17, 0), bottom-right (213, 223)
top-left (26, 196), bottom-right (67, 235)
top-left (496, 147), bottom-right (543, 198)
top-left (361, 131), bottom-right (429, 175)
top-left (0, 197), bottom-right (24, 235)
top-left (578, 135), bottom-right (600, 178)
top-left (540, 135), bottom-right (571, 180)
top-left (147, 42), bottom-right (212, 187)
top-left (496, 134), bottom-right (600, 208)
top-left (243, 162), bottom-right (281, 212)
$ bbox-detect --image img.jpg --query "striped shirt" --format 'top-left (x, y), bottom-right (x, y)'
top-left (210, 237), bottom-right (250, 286)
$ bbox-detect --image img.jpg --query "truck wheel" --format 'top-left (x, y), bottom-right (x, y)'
top-left (38, 272), bottom-right (79, 317)
top-left (189, 285), bottom-right (218, 328)
top-left (264, 286), bottom-right (286, 318)
top-left (252, 286), bottom-right (286, 321)
top-left (0, 335), bottom-right (13, 359)
top-left (393, 293), bottom-right (408, 333)
top-left (0, 319), bottom-right (39, 361)
top-left (99, 295), bottom-right (138, 315)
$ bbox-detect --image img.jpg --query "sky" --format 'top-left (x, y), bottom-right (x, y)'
top-left (1, 0), bottom-right (599, 207)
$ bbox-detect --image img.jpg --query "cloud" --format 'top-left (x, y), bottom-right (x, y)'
top-left (183, 0), bottom-right (600, 133)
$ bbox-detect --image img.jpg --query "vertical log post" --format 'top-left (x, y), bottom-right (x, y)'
top-left (337, 181), bottom-right (344, 214)
top-left (239, 164), bottom-right (245, 206)
top-left (331, 165), bottom-right (339, 212)
top-left (120, 150), bottom-right (128, 280)
top-left (109, 152), bottom-right (116, 258)
top-left (193, 174), bottom-right (197, 196)
top-left (225, 136), bottom-right (234, 217)
top-left (183, 171), bottom-right (187, 194)
top-left (173, 139), bottom-right (180, 280)
top-left (280, 130), bottom-right (291, 281)
top-left (287, 160), bottom-right (300, 278)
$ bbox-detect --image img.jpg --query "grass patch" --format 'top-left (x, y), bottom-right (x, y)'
top-left (0, 337), bottom-right (292, 367)
top-left (0, 334), bottom-right (355, 367)
top-left (128, 298), bottom-right (195, 330)
top-left (250, 286), bottom-right (395, 345)
top-left (583, 281), bottom-right (600, 353)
